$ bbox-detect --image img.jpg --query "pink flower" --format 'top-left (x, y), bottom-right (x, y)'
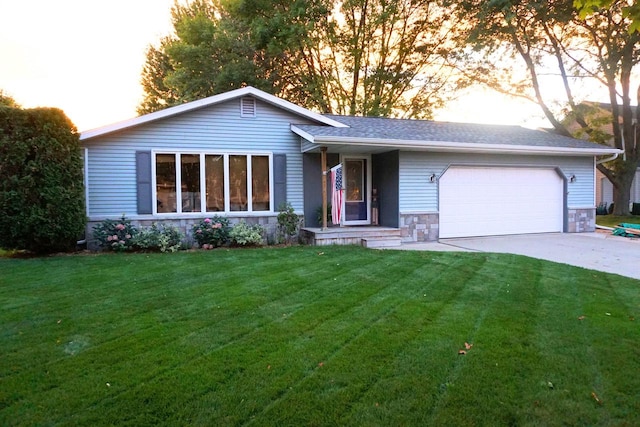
top-left (204, 218), bottom-right (211, 224)
top-left (107, 236), bottom-right (113, 242)
top-left (112, 235), bottom-right (119, 240)
top-left (119, 240), bottom-right (125, 245)
top-left (196, 229), bottom-right (202, 234)
top-left (116, 224), bottom-right (125, 231)
top-left (213, 223), bottom-right (222, 229)
top-left (125, 234), bottom-right (131, 239)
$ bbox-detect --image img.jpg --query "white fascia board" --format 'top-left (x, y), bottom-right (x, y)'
top-left (80, 87), bottom-right (347, 141)
top-left (291, 125), bottom-right (316, 143)
top-left (311, 135), bottom-right (624, 156)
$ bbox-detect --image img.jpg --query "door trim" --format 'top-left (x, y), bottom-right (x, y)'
top-left (341, 154), bottom-right (371, 226)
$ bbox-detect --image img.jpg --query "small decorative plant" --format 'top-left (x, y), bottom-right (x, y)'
top-left (192, 216), bottom-right (231, 249)
top-left (133, 223), bottom-right (184, 253)
top-left (315, 203), bottom-right (332, 226)
top-left (93, 215), bottom-right (137, 252)
top-left (230, 221), bottom-right (265, 247)
top-left (277, 203), bottom-right (301, 244)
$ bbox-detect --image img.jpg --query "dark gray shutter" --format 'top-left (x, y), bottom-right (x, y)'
top-left (273, 154), bottom-right (287, 210)
top-left (136, 151), bottom-right (153, 214)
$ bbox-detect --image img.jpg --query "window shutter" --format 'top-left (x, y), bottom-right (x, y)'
top-left (273, 154), bottom-right (287, 210)
top-left (136, 151), bottom-right (153, 214)
top-left (240, 97), bottom-right (256, 117)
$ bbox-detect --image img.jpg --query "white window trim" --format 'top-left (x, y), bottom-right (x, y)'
top-left (151, 150), bottom-right (274, 216)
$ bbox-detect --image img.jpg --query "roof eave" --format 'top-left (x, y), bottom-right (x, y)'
top-left (81, 87), bottom-right (348, 141)
top-left (308, 135), bottom-right (623, 156)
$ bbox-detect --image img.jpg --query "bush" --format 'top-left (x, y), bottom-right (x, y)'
top-left (277, 203), bottom-right (301, 244)
top-left (192, 216), bottom-right (231, 249)
top-left (92, 216), bottom-right (137, 252)
top-left (230, 221), bottom-right (265, 247)
top-left (133, 223), bottom-right (184, 253)
top-left (0, 106), bottom-right (86, 254)
top-left (316, 203), bottom-right (332, 226)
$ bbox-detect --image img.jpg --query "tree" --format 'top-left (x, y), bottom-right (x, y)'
top-left (574, 0), bottom-right (640, 33)
top-left (452, 0), bottom-right (640, 215)
top-left (138, 0), bottom-right (459, 119)
top-left (0, 106), bottom-right (86, 254)
top-left (0, 90), bottom-right (20, 108)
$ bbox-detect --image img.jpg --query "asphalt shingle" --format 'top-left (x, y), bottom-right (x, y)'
top-left (294, 115), bottom-right (613, 150)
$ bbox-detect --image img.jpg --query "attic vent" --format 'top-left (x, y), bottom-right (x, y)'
top-left (240, 97), bottom-right (256, 118)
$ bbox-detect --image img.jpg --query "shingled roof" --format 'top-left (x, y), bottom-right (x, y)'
top-left (292, 114), bottom-right (621, 155)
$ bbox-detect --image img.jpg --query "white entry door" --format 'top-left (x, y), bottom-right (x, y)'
top-left (439, 167), bottom-right (564, 238)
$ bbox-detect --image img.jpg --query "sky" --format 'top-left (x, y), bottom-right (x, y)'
top-left (0, 0), bottom-right (579, 132)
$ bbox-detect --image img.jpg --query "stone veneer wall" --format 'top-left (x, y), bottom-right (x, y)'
top-left (399, 213), bottom-right (439, 242)
top-left (86, 215), bottom-right (285, 250)
top-left (567, 208), bottom-right (595, 233)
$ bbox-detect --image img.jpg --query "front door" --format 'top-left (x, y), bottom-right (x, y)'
top-left (343, 157), bottom-right (370, 225)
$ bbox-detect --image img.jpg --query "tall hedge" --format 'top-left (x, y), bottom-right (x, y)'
top-left (0, 106), bottom-right (86, 253)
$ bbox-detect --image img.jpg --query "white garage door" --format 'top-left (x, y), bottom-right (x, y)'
top-left (439, 167), bottom-right (564, 239)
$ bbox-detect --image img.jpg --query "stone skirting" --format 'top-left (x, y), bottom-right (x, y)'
top-left (400, 213), bottom-right (439, 242)
top-left (86, 215), bottom-right (284, 250)
top-left (567, 208), bottom-right (595, 233)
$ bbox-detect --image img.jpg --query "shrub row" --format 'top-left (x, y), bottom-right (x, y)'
top-left (93, 216), bottom-right (274, 252)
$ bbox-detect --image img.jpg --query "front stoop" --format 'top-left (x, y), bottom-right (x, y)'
top-left (300, 226), bottom-right (401, 246)
top-left (361, 237), bottom-right (403, 248)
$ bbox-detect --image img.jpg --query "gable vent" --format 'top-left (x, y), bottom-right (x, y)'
top-left (240, 97), bottom-right (256, 118)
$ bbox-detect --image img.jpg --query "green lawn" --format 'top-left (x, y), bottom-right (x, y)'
top-left (596, 214), bottom-right (640, 228)
top-left (1, 247), bottom-right (639, 426)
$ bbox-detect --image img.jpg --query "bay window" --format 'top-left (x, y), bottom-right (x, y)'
top-left (154, 152), bottom-right (272, 214)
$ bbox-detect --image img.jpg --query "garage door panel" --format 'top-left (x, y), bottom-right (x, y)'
top-left (439, 167), bottom-right (563, 238)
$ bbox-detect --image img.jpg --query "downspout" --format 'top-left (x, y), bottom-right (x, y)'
top-left (595, 151), bottom-right (621, 228)
top-left (596, 152), bottom-right (620, 165)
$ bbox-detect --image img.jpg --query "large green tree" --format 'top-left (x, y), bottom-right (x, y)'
top-left (139, 0), bottom-right (458, 119)
top-left (452, 0), bottom-right (640, 215)
top-left (0, 105), bottom-right (86, 254)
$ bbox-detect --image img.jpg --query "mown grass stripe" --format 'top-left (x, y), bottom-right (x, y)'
top-left (1, 247), bottom-right (639, 426)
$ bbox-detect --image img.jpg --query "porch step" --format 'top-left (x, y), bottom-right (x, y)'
top-left (361, 237), bottom-right (403, 248)
top-left (300, 227), bottom-right (402, 246)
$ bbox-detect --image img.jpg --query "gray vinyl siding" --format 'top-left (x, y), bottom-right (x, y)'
top-left (83, 98), bottom-right (313, 218)
top-left (398, 152), bottom-right (595, 212)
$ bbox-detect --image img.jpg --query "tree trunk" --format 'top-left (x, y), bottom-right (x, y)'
top-left (611, 168), bottom-right (635, 216)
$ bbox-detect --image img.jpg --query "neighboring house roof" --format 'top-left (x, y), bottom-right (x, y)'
top-left (80, 86), bottom-right (347, 140)
top-left (562, 101), bottom-right (639, 146)
top-left (293, 115), bottom-right (622, 156)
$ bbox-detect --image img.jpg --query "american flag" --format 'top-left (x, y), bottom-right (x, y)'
top-left (331, 165), bottom-right (343, 225)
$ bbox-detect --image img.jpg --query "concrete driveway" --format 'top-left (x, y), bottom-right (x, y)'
top-left (399, 233), bottom-right (640, 280)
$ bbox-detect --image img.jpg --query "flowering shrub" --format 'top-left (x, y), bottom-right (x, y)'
top-left (92, 215), bottom-right (137, 252)
top-left (192, 216), bottom-right (231, 249)
top-left (133, 223), bottom-right (184, 253)
top-left (230, 221), bottom-right (265, 247)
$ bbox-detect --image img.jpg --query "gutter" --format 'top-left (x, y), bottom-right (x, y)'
top-left (290, 127), bottom-right (624, 156)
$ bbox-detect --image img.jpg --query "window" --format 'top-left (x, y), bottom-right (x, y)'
top-left (229, 155), bottom-right (248, 211)
top-left (181, 154), bottom-right (201, 212)
top-left (156, 154), bottom-right (177, 213)
top-left (205, 155), bottom-right (224, 212)
top-left (252, 156), bottom-right (270, 211)
top-left (154, 152), bottom-right (272, 215)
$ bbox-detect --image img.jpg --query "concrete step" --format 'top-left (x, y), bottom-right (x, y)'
top-left (361, 237), bottom-right (403, 248)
